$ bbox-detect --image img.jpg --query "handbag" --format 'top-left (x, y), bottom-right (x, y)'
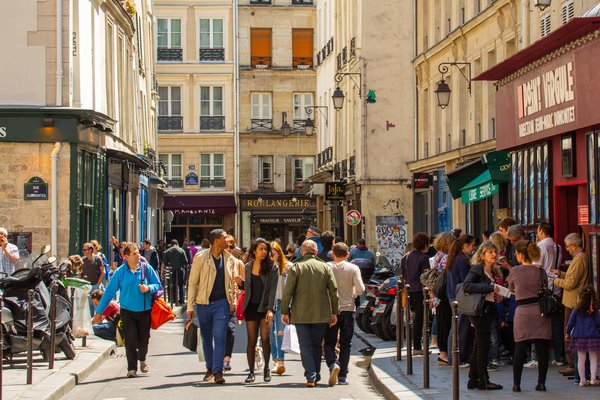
top-left (431, 269), bottom-right (448, 300)
top-left (538, 268), bottom-right (561, 317)
top-left (455, 283), bottom-right (486, 316)
top-left (282, 324), bottom-right (300, 354)
top-left (236, 290), bottom-right (246, 321)
top-left (150, 297), bottom-right (175, 329)
top-left (183, 320), bottom-right (198, 352)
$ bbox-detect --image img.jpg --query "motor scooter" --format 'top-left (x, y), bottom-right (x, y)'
top-left (369, 276), bottom-right (398, 341)
top-left (355, 256), bottom-right (395, 334)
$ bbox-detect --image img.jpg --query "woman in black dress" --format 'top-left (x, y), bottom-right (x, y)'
top-left (243, 238), bottom-right (278, 383)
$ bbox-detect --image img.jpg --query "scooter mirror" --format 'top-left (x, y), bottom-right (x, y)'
top-left (59, 262), bottom-right (69, 273)
top-left (47, 256), bottom-right (56, 264)
top-left (41, 244), bottom-right (51, 255)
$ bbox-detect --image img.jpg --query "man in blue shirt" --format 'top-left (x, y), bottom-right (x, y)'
top-left (348, 238), bottom-right (376, 264)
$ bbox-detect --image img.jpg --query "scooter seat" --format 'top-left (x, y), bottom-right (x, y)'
top-left (0, 267), bottom-right (42, 287)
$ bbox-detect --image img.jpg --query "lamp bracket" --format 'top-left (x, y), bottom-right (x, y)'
top-left (438, 62), bottom-right (472, 94)
top-left (305, 106), bottom-right (329, 126)
top-left (334, 72), bottom-right (362, 98)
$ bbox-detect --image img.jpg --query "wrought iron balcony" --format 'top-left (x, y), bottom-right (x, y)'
top-left (293, 119), bottom-right (307, 131)
top-left (317, 146), bottom-right (333, 168)
top-left (292, 0), bottom-right (313, 4)
top-left (337, 53), bottom-right (342, 71)
top-left (328, 37), bottom-right (334, 54)
top-left (350, 37), bottom-right (357, 58)
top-left (251, 119), bottom-right (273, 130)
top-left (199, 48), bottom-right (225, 61)
top-left (316, 52), bottom-right (322, 66)
top-left (158, 116), bottom-right (183, 131)
top-left (293, 56), bottom-right (313, 69)
top-left (157, 48), bottom-right (183, 61)
top-left (334, 162), bottom-right (341, 180)
top-left (200, 178), bottom-right (226, 188)
top-left (200, 116), bottom-right (225, 131)
top-left (342, 46), bottom-right (348, 66)
top-left (165, 179), bottom-right (183, 189)
top-left (341, 159), bottom-right (348, 178)
top-left (321, 47), bottom-right (327, 61)
top-left (251, 56), bottom-right (272, 68)
top-left (349, 155), bottom-right (355, 176)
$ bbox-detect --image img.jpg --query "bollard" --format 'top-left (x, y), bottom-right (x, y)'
top-left (396, 279), bottom-right (403, 361)
top-left (69, 287), bottom-right (75, 330)
top-left (451, 301), bottom-right (460, 400)
top-left (405, 284), bottom-right (412, 375)
top-left (49, 285), bottom-right (58, 369)
top-left (26, 289), bottom-right (34, 385)
top-left (1, 295), bottom-right (4, 398)
top-left (422, 287), bottom-right (430, 389)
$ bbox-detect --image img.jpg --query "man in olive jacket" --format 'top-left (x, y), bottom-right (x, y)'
top-left (282, 240), bottom-right (339, 387)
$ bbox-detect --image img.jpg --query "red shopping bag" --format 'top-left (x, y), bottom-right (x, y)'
top-left (151, 297), bottom-right (175, 329)
top-left (236, 290), bottom-right (246, 321)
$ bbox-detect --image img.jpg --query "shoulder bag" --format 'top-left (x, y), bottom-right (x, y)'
top-left (183, 320), bottom-right (198, 352)
top-left (455, 283), bottom-right (485, 316)
top-left (236, 290), bottom-right (246, 321)
top-left (538, 267), bottom-right (561, 317)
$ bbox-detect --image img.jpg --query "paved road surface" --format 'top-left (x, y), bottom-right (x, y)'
top-left (61, 316), bottom-right (384, 400)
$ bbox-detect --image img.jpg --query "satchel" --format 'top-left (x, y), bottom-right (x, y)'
top-left (150, 297), bottom-right (175, 329)
top-left (236, 290), bottom-right (246, 321)
top-left (538, 268), bottom-right (561, 317)
top-left (183, 320), bottom-right (198, 352)
top-left (455, 283), bottom-right (485, 316)
top-left (431, 269), bottom-right (448, 300)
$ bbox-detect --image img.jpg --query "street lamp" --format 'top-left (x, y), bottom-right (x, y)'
top-left (280, 111), bottom-right (291, 136)
top-left (304, 117), bottom-right (315, 136)
top-left (304, 106), bottom-right (329, 136)
top-left (435, 62), bottom-right (472, 109)
top-left (332, 72), bottom-right (362, 111)
top-left (534, 0), bottom-right (552, 10)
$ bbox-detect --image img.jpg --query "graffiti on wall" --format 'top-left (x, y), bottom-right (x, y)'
top-left (375, 216), bottom-right (407, 268)
top-left (382, 198), bottom-right (406, 216)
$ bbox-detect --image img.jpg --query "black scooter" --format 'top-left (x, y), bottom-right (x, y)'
top-left (369, 276), bottom-right (398, 341)
top-left (355, 256), bottom-right (395, 334)
top-left (1, 245), bottom-right (76, 363)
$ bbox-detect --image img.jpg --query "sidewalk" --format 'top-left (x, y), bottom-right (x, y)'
top-left (1, 305), bottom-right (183, 400)
top-left (360, 330), bottom-right (600, 400)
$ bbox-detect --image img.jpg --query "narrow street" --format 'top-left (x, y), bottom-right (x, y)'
top-left (61, 316), bottom-right (384, 400)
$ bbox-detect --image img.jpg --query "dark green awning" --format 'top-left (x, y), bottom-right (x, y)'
top-left (445, 159), bottom-right (487, 200)
top-left (460, 170), bottom-right (499, 204)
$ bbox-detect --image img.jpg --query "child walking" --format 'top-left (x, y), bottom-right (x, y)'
top-left (565, 285), bottom-right (600, 386)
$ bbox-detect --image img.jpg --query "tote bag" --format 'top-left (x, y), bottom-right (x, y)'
top-left (455, 283), bottom-right (485, 316)
top-left (151, 297), bottom-right (175, 329)
top-left (281, 324), bottom-right (300, 354)
top-left (183, 320), bottom-right (198, 352)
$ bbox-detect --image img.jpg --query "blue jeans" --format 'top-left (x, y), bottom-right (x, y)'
top-left (270, 300), bottom-right (285, 361)
top-left (295, 323), bottom-right (328, 382)
top-left (196, 298), bottom-right (230, 374)
top-left (93, 321), bottom-right (116, 342)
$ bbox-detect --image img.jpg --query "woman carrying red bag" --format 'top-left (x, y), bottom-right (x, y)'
top-left (93, 242), bottom-right (162, 378)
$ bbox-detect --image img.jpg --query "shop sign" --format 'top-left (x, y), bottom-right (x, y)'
top-left (579, 205), bottom-right (589, 225)
top-left (461, 181), bottom-right (498, 204)
top-left (517, 61), bottom-right (576, 138)
top-left (257, 217), bottom-right (304, 224)
top-left (185, 173), bottom-right (198, 186)
top-left (413, 173), bottom-right (433, 189)
top-left (345, 210), bottom-right (362, 226)
top-left (325, 182), bottom-right (345, 200)
top-left (173, 209), bottom-right (216, 215)
top-left (24, 176), bottom-right (48, 200)
top-left (243, 198), bottom-right (312, 208)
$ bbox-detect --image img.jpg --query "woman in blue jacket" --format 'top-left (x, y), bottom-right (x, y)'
top-left (93, 242), bottom-right (162, 378)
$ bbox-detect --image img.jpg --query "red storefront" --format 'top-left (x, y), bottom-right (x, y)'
top-left (476, 17), bottom-right (600, 292)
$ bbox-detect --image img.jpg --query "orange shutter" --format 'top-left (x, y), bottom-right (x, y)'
top-left (292, 29), bottom-right (313, 67)
top-left (251, 28), bottom-right (272, 66)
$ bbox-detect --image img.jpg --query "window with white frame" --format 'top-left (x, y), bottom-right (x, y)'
top-left (540, 13), bottom-right (552, 37)
top-left (251, 93), bottom-right (272, 119)
top-left (157, 19), bottom-right (181, 48)
top-left (294, 156), bottom-right (314, 182)
top-left (293, 93), bottom-right (314, 120)
top-left (260, 156), bottom-right (273, 183)
top-left (200, 153), bottom-right (225, 187)
top-left (158, 86), bottom-right (181, 116)
top-left (561, 1), bottom-right (575, 24)
top-left (158, 154), bottom-right (182, 179)
top-left (200, 86), bottom-right (223, 116)
top-left (199, 19), bottom-right (223, 49)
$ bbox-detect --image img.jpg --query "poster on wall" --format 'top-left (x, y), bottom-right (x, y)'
top-left (375, 216), bottom-right (407, 268)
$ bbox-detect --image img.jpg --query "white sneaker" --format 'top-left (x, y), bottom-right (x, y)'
top-left (140, 361), bottom-right (149, 373)
top-left (127, 370), bottom-right (137, 378)
top-left (551, 360), bottom-right (565, 367)
top-left (329, 363), bottom-right (340, 386)
top-left (524, 360), bottom-right (538, 368)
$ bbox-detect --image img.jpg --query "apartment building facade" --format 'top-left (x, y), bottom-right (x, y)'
top-left (0, 0), bottom-right (159, 260)
top-left (237, 0), bottom-right (318, 248)
top-left (155, 0), bottom-right (237, 244)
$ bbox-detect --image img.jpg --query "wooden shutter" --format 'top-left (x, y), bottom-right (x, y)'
top-left (274, 155), bottom-right (286, 193)
top-left (292, 29), bottom-right (313, 68)
top-left (251, 156), bottom-right (259, 191)
top-left (251, 28), bottom-right (272, 67)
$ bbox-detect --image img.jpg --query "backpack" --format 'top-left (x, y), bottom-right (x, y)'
top-left (420, 267), bottom-right (440, 289)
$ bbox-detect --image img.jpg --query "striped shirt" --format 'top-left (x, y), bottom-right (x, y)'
top-left (1, 243), bottom-right (19, 276)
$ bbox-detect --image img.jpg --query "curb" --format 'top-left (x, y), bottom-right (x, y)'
top-left (17, 340), bottom-right (116, 400)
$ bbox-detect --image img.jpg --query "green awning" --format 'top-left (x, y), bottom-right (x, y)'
top-left (483, 150), bottom-right (511, 184)
top-left (445, 159), bottom-right (487, 200)
top-left (460, 170), bottom-right (499, 204)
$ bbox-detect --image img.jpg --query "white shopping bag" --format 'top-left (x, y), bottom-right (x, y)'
top-left (72, 285), bottom-right (93, 338)
top-left (282, 324), bottom-right (300, 354)
top-left (197, 327), bottom-right (205, 362)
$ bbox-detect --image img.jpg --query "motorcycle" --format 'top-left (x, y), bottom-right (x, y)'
top-left (1, 245), bottom-right (76, 363)
top-left (355, 256), bottom-right (396, 334)
top-left (369, 276), bottom-right (398, 341)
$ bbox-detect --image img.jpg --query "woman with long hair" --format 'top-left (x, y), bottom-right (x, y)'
top-left (508, 240), bottom-right (550, 392)
top-left (270, 241), bottom-right (293, 375)
top-left (431, 232), bottom-right (455, 364)
top-left (445, 233), bottom-right (476, 366)
top-left (464, 241), bottom-right (503, 390)
top-left (243, 238), bottom-right (278, 383)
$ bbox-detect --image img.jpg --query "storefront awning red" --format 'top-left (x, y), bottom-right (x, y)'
top-left (474, 18), bottom-right (600, 82)
top-left (163, 195), bottom-right (237, 215)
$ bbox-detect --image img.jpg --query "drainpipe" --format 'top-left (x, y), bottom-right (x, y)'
top-left (51, 142), bottom-right (62, 257)
top-left (56, 0), bottom-right (63, 106)
top-left (234, 0), bottom-right (240, 239)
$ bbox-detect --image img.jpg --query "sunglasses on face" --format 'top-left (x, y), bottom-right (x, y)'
top-left (228, 245), bottom-right (235, 249)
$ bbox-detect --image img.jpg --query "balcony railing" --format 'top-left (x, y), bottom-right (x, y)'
top-left (165, 179), bottom-right (183, 189)
top-left (317, 146), bottom-right (333, 168)
top-left (293, 119), bottom-right (307, 131)
top-left (293, 56), bottom-right (313, 69)
top-left (292, 0), bottom-right (313, 4)
top-left (341, 159), bottom-right (348, 178)
top-left (251, 119), bottom-right (273, 130)
top-left (350, 37), bottom-right (357, 58)
top-left (316, 52), bottom-right (322, 66)
top-left (251, 56), bottom-right (272, 68)
top-left (250, 0), bottom-right (271, 4)
top-left (200, 116), bottom-right (225, 131)
top-left (337, 53), bottom-right (342, 71)
top-left (199, 48), bottom-right (225, 61)
top-left (200, 178), bottom-right (226, 188)
top-left (342, 46), bottom-right (348, 66)
top-left (328, 37), bottom-right (334, 54)
top-left (349, 155), bottom-right (355, 176)
top-left (334, 162), bottom-right (341, 180)
top-left (157, 48), bottom-right (182, 61)
top-left (158, 116), bottom-right (183, 131)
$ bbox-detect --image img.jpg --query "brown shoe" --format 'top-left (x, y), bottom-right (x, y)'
top-left (203, 369), bottom-right (213, 381)
top-left (559, 367), bottom-right (575, 376)
top-left (214, 372), bottom-right (225, 384)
